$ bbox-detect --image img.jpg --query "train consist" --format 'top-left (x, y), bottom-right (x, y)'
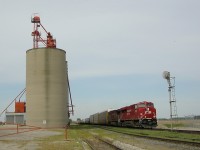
top-left (84, 101), bottom-right (157, 128)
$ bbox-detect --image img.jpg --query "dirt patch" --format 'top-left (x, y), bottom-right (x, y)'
top-left (0, 125), bottom-right (62, 150)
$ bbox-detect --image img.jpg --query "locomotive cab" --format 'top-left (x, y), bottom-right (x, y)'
top-left (137, 101), bottom-right (157, 128)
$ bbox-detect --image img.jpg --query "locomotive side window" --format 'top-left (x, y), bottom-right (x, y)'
top-left (134, 105), bottom-right (137, 109)
top-left (147, 103), bottom-right (154, 107)
top-left (121, 110), bottom-right (126, 113)
top-left (138, 103), bottom-right (145, 108)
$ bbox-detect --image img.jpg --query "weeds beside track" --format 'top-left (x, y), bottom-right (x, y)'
top-left (98, 126), bottom-right (200, 147)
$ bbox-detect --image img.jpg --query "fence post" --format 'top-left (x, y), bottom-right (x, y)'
top-left (17, 124), bottom-right (19, 134)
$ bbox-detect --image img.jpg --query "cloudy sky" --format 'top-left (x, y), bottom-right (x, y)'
top-left (0, 0), bottom-right (200, 121)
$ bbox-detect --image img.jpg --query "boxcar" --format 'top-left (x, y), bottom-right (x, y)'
top-left (89, 115), bottom-right (94, 124)
top-left (85, 118), bottom-right (90, 124)
top-left (93, 113), bottom-right (99, 124)
top-left (98, 110), bottom-right (108, 125)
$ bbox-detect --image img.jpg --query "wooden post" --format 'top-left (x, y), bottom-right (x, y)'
top-left (17, 124), bottom-right (19, 134)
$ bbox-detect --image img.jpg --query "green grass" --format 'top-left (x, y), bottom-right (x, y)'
top-left (102, 126), bottom-right (200, 143)
top-left (164, 123), bottom-right (185, 128)
top-left (28, 124), bottom-right (200, 149)
top-left (37, 129), bottom-right (80, 149)
top-left (37, 125), bottom-right (96, 150)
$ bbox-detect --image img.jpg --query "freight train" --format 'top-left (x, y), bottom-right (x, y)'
top-left (84, 101), bottom-right (157, 128)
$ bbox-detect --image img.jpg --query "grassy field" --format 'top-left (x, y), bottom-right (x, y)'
top-left (26, 120), bottom-right (200, 150)
top-left (101, 126), bottom-right (200, 143)
top-left (38, 124), bottom-right (200, 150)
top-left (37, 125), bottom-right (100, 150)
top-left (157, 119), bottom-right (200, 129)
top-left (1, 124), bottom-right (199, 150)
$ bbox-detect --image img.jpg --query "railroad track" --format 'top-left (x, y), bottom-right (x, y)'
top-left (99, 126), bottom-right (200, 147)
top-left (82, 139), bottom-right (95, 150)
top-left (94, 125), bottom-right (200, 135)
top-left (94, 135), bottom-right (123, 150)
top-left (82, 135), bottom-right (123, 150)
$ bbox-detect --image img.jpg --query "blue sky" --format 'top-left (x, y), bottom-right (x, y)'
top-left (0, 0), bottom-right (200, 121)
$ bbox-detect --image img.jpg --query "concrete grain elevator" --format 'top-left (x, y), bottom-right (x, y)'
top-left (26, 15), bottom-right (70, 128)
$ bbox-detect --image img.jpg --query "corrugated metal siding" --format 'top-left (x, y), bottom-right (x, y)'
top-left (93, 113), bottom-right (99, 124)
top-left (6, 115), bottom-right (14, 124)
top-left (90, 115), bottom-right (94, 124)
top-left (99, 111), bottom-right (108, 125)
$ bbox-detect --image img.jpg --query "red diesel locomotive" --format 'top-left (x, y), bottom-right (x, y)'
top-left (88, 101), bottom-right (157, 128)
top-left (108, 101), bottom-right (157, 128)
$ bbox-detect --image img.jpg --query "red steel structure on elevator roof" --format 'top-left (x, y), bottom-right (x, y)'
top-left (31, 14), bottom-right (56, 48)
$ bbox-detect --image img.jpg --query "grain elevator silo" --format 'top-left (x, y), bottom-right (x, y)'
top-left (26, 15), bottom-right (69, 128)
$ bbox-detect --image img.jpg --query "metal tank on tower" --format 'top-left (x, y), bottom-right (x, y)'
top-left (26, 14), bottom-right (73, 128)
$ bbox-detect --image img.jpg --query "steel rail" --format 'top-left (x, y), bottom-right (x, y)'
top-left (94, 135), bottom-right (123, 150)
top-left (99, 126), bottom-right (200, 147)
top-left (93, 124), bottom-right (200, 135)
top-left (82, 139), bottom-right (95, 150)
